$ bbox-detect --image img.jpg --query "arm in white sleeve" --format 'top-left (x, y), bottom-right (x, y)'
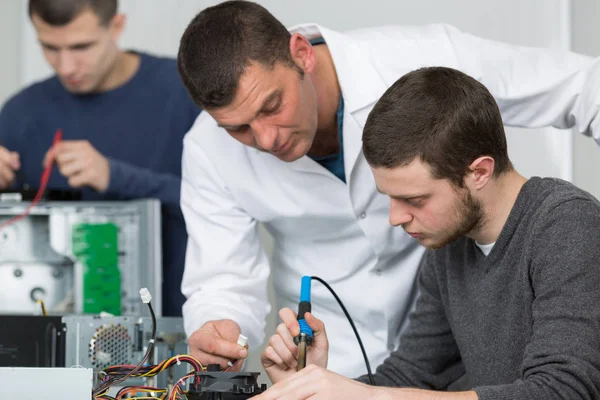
top-left (180, 134), bottom-right (270, 349)
top-left (443, 24), bottom-right (600, 144)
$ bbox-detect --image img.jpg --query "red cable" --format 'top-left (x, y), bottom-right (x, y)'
top-left (0, 129), bottom-right (63, 230)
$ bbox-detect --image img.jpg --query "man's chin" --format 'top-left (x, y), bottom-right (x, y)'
top-left (276, 153), bottom-right (303, 162)
top-left (424, 242), bottom-right (445, 250)
top-left (419, 236), bottom-right (456, 250)
top-left (63, 86), bottom-right (87, 94)
top-left (273, 145), bottom-right (308, 163)
top-left (60, 80), bottom-right (91, 94)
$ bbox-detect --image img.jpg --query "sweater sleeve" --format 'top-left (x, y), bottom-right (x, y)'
top-left (356, 252), bottom-right (465, 389)
top-left (0, 95), bottom-right (24, 154)
top-left (474, 198), bottom-right (600, 400)
top-left (106, 158), bottom-right (181, 207)
top-left (0, 95), bottom-right (27, 190)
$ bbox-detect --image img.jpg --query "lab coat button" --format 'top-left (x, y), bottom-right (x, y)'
top-left (360, 212), bottom-right (366, 219)
top-left (388, 344), bottom-right (395, 351)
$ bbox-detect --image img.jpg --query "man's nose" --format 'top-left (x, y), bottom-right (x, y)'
top-left (389, 199), bottom-right (413, 226)
top-left (251, 120), bottom-right (278, 151)
top-left (56, 51), bottom-right (77, 77)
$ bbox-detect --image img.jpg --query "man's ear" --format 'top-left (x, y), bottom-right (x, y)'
top-left (289, 33), bottom-right (317, 74)
top-left (109, 13), bottom-right (126, 41)
top-left (465, 156), bottom-right (495, 190)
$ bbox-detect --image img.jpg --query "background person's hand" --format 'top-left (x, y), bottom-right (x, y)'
top-left (0, 146), bottom-right (20, 189)
top-left (43, 140), bottom-right (110, 192)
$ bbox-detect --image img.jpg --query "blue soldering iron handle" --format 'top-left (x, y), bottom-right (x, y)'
top-left (297, 276), bottom-right (313, 338)
top-left (299, 276), bottom-right (311, 303)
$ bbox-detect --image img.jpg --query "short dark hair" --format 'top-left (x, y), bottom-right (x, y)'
top-left (178, 0), bottom-right (297, 110)
top-left (363, 67), bottom-right (512, 187)
top-left (28, 0), bottom-right (117, 26)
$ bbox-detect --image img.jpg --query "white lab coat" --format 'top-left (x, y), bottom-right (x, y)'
top-left (180, 23), bottom-right (600, 378)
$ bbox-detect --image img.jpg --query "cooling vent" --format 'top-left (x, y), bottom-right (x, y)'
top-left (88, 323), bottom-right (132, 370)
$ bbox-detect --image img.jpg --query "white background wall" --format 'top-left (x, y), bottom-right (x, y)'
top-left (0, 2), bottom-right (21, 105)
top-left (571, 0), bottom-right (600, 202)
top-left (1, 0), bottom-right (600, 381)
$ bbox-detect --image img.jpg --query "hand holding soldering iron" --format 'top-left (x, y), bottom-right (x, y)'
top-left (260, 307), bottom-right (329, 384)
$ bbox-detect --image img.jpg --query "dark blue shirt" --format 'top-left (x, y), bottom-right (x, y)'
top-left (0, 52), bottom-right (201, 316)
top-left (308, 37), bottom-right (346, 183)
top-left (309, 97), bottom-right (346, 183)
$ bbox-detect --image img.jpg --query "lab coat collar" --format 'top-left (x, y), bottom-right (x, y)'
top-left (288, 23), bottom-right (388, 113)
top-left (286, 23), bottom-right (388, 179)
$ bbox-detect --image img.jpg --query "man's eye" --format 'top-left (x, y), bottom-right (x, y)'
top-left (263, 102), bottom-right (281, 115)
top-left (407, 199), bottom-right (424, 207)
top-left (230, 125), bottom-right (249, 133)
top-left (72, 44), bottom-right (92, 51)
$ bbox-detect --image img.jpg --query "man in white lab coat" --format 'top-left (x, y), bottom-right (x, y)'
top-left (176, 0), bottom-right (600, 377)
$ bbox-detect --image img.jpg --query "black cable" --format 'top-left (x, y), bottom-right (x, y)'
top-left (310, 276), bottom-right (375, 386)
top-left (92, 302), bottom-right (157, 398)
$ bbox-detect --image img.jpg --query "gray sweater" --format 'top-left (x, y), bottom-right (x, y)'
top-left (357, 177), bottom-right (600, 399)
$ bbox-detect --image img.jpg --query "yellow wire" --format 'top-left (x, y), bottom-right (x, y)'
top-left (136, 355), bottom-right (202, 377)
top-left (125, 389), bottom-right (166, 393)
top-left (36, 299), bottom-right (47, 316)
top-left (105, 355), bottom-right (205, 379)
top-left (99, 354), bottom-right (206, 400)
top-left (117, 388), bottom-right (167, 397)
top-left (127, 397), bottom-right (163, 400)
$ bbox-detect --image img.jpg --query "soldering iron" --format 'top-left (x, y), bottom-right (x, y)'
top-left (294, 275), bottom-right (376, 385)
top-left (294, 275), bottom-right (313, 371)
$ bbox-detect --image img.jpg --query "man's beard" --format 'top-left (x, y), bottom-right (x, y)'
top-left (427, 188), bottom-right (484, 250)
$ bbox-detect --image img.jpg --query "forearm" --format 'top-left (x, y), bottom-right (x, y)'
top-left (446, 24), bottom-right (600, 141)
top-left (182, 289), bottom-right (269, 348)
top-left (181, 223), bottom-right (271, 348)
top-left (382, 388), bottom-right (478, 400)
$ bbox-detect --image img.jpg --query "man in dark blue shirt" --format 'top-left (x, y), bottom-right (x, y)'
top-left (0, 0), bottom-right (200, 316)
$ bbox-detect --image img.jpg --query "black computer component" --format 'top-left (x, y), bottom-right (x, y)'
top-left (0, 315), bottom-right (66, 367)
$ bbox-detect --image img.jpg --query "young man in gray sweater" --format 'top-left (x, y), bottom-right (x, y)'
top-left (254, 67), bottom-right (600, 400)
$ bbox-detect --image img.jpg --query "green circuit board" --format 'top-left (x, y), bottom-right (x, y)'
top-left (72, 223), bottom-right (121, 315)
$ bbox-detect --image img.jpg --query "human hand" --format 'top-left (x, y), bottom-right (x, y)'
top-left (261, 308), bottom-right (328, 383)
top-left (188, 319), bottom-right (248, 371)
top-left (252, 364), bottom-right (383, 400)
top-left (43, 140), bottom-right (110, 192)
top-left (0, 146), bottom-right (20, 189)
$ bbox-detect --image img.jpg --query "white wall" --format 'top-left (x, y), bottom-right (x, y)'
top-left (0, 2), bottom-right (22, 105)
top-left (571, 0), bottom-right (600, 199)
